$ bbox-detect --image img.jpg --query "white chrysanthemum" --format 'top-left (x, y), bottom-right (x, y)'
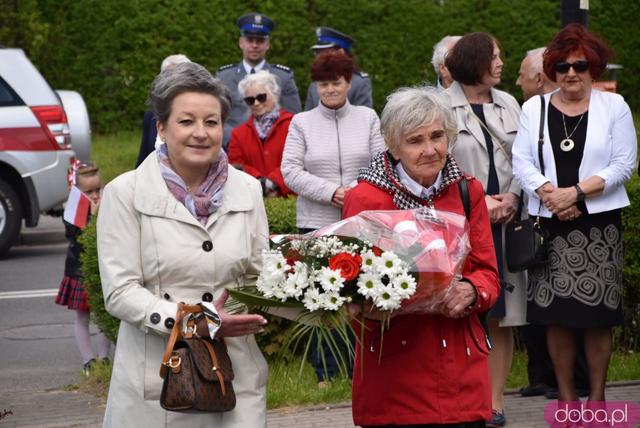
top-left (392, 273), bottom-right (417, 299)
top-left (302, 287), bottom-right (322, 311)
top-left (262, 250), bottom-right (289, 274)
top-left (282, 262), bottom-right (310, 299)
top-left (374, 284), bottom-right (402, 311)
top-left (375, 251), bottom-right (403, 276)
top-left (317, 266), bottom-right (345, 292)
top-left (256, 270), bottom-right (285, 298)
top-left (356, 272), bottom-right (382, 298)
top-left (360, 250), bottom-right (378, 272)
top-left (320, 292), bottom-right (346, 311)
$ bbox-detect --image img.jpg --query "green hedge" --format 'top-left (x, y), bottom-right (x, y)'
top-left (4, 0), bottom-right (640, 132)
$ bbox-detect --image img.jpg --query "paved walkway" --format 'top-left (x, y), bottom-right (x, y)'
top-left (1, 382), bottom-right (638, 427)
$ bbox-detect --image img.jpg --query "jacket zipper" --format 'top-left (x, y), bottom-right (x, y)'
top-left (334, 111), bottom-right (344, 186)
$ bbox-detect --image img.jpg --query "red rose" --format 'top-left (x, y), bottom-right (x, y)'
top-left (372, 246), bottom-right (383, 257)
top-left (328, 253), bottom-right (362, 281)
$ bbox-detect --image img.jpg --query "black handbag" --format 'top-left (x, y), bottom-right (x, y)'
top-left (505, 95), bottom-right (548, 272)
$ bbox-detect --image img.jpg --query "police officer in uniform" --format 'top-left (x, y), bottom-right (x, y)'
top-left (217, 13), bottom-right (301, 145)
top-left (304, 27), bottom-right (373, 111)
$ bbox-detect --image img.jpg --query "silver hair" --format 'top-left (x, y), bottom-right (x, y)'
top-left (431, 35), bottom-right (462, 75)
top-left (160, 54), bottom-right (191, 71)
top-left (148, 62), bottom-right (231, 124)
top-left (525, 47), bottom-right (546, 78)
top-left (380, 85), bottom-right (458, 152)
top-left (237, 70), bottom-right (282, 108)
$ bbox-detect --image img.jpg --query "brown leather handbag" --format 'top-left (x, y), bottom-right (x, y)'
top-left (159, 303), bottom-right (236, 412)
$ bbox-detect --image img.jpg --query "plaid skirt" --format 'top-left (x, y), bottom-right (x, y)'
top-left (55, 275), bottom-right (90, 311)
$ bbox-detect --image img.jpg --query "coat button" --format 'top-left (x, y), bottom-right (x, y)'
top-left (163, 293), bottom-right (171, 300)
top-left (202, 240), bottom-right (213, 252)
top-left (150, 312), bottom-right (161, 324)
top-left (202, 292), bottom-right (213, 302)
top-left (164, 317), bottom-right (175, 329)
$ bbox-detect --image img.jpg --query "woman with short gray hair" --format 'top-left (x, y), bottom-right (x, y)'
top-left (98, 61), bottom-right (270, 427)
top-left (228, 70), bottom-right (293, 196)
top-left (343, 85), bottom-right (500, 427)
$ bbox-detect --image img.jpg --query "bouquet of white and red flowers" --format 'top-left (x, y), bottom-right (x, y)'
top-left (228, 207), bottom-right (470, 373)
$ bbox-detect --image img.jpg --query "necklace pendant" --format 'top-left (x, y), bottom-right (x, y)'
top-left (560, 138), bottom-right (575, 152)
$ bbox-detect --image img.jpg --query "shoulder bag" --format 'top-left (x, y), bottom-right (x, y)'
top-left (505, 95), bottom-right (548, 272)
top-left (159, 302), bottom-right (236, 412)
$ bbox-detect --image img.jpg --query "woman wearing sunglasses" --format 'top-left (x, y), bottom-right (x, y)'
top-left (513, 24), bottom-right (637, 406)
top-left (227, 70), bottom-right (293, 197)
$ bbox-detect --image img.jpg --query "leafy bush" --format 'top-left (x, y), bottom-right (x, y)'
top-left (618, 176), bottom-right (640, 350)
top-left (78, 218), bottom-right (120, 343)
top-left (264, 196), bottom-right (297, 234)
top-left (5, 0), bottom-right (639, 132)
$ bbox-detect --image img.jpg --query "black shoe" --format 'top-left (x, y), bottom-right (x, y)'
top-left (576, 387), bottom-right (589, 397)
top-left (544, 387), bottom-right (589, 399)
top-left (82, 358), bottom-right (96, 377)
top-left (520, 383), bottom-right (551, 397)
top-left (544, 387), bottom-right (559, 399)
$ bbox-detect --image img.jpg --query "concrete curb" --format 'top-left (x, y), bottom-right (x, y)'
top-left (17, 215), bottom-right (66, 247)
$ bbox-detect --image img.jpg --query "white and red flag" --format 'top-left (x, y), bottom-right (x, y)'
top-left (63, 185), bottom-right (91, 229)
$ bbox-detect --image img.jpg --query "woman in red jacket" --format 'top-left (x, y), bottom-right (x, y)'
top-left (227, 70), bottom-right (293, 196)
top-left (343, 86), bottom-right (500, 427)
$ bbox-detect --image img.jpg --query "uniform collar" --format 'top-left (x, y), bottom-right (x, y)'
top-left (242, 59), bottom-right (266, 74)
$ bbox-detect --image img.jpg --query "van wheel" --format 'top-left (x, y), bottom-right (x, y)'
top-left (0, 178), bottom-right (23, 258)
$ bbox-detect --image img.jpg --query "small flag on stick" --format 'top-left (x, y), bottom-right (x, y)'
top-left (63, 186), bottom-right (91, 229)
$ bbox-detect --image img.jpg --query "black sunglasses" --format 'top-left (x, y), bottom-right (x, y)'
top-left (243, 93), bottom-right (268, 106)
top-left (554, 60), bottom-right (589, 74)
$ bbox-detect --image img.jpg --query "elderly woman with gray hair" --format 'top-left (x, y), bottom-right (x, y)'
top-left (98, 62), bottom-right (270, 427)
top-left (227, 70), bottom-right (293, 196)
top-left (343, 86), bottom-right (500, 427)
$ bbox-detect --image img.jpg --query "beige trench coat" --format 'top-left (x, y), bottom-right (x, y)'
top-left (446, 81), bottom-right (527, 326)
top-left (97, 154), bottom-right (269, 428)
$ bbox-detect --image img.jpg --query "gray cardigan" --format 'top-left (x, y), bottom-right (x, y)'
top-left (282, 100), bottom-right (385, 229)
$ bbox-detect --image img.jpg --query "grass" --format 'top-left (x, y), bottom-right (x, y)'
top-left (91, 130), bottom-right (139, 184)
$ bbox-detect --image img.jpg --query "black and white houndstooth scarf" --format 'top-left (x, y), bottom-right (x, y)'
top-left (357, 151), bottom-right (465, 210)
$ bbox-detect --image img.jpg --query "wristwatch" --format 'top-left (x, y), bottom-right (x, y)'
top-left (574, 184), bottom-right (586, 202)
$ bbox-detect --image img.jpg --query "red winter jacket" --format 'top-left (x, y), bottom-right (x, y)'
top-left (227, 109), bottom-right (294, 196)
top-left (343, 174), bottom-right (499, 426)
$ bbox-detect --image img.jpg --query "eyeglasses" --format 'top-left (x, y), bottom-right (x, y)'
top-left (243, 93), bottom-right (268, 106)
top-left (554, 60), bottom-right (589, 74)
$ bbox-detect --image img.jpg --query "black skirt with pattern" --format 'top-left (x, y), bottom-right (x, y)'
top-left (526, 209), bottom-right (623, 328)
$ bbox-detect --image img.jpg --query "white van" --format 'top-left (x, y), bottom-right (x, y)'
top-left (0, 48), bottom-right (91, 257)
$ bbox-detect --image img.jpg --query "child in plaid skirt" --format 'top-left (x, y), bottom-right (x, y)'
top-left (55, 162), bottom-right (111, 375)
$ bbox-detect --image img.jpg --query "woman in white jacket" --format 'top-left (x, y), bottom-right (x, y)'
top-left (282, 50), bottom-right (384, 232)
top-left (512, 24), bottom-right (637, 405)
top-left (97, 62), bottom-right (269, 428)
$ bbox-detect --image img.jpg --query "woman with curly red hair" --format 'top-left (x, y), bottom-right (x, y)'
top-left (513, 24), bottom-right (637, 405)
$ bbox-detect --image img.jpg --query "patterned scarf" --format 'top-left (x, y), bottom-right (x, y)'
top-left (253, 108), bottom-right (280, 140)
top-left (357, 151), bottom-right (464, 210)
top-left (157, 144), bottom-right (228, 224)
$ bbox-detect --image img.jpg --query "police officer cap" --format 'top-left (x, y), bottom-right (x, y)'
top-left (311, 27), bottom-right (354, 52)
top-left (237, 13), bottom-right (275, 38)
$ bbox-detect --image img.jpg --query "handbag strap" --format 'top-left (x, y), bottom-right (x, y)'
top-left (466, 105), bottom-right (512, 167)
top-left (535, 95), bottom-right (546, 215)
top-left (159, 302), bottom-right (205, 378)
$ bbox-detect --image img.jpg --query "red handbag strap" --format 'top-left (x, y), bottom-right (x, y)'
top-left (159, 303), bottom-right (204, 378)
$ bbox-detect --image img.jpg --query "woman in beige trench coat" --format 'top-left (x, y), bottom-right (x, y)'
top-left (97, 62), bottom-right (269, 428)
top-left (444, 32), bottom-right (527, 427)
